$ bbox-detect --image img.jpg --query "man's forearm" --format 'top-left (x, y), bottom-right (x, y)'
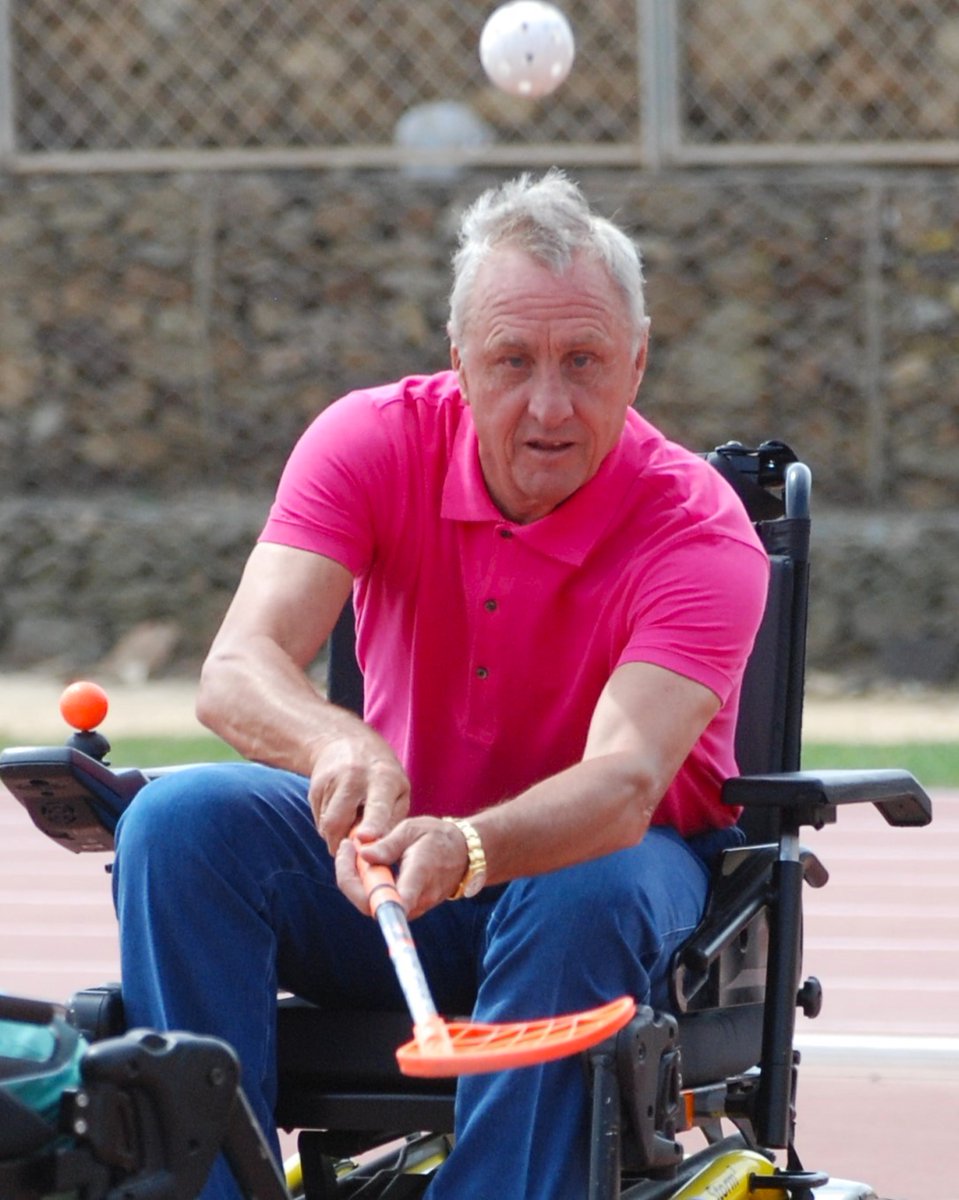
top-left (465, 661), bottom-right (720, 886)
top-left (470, 752), bottom-right (663, 885)
top-left (196, 635), bottom-right (366, 777)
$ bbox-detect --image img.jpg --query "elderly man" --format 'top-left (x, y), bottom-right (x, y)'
top-left (114, 171), bottom-right (769, 1199)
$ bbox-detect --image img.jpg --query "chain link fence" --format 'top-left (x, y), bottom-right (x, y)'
top-left (3, 0), bottom-right (959, 168)
top-left (5, 0), bottom-right (643, 162)
top-left (675, 0), bottom-right (959, 160)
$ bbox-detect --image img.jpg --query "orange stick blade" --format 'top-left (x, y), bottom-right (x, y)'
top-left (396, 995), bottom-right (636, 1077)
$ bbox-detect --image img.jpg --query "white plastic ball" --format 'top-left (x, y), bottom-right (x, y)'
top-left (479, 1), bottom-right (575, 98)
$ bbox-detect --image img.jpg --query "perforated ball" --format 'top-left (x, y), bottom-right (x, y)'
top-left (479, 2), bottom-right (575, 98)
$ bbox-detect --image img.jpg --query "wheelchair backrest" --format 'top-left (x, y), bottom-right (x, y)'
top-left (708, 442), bottom-right (811, 844)
top-left (327, 440), bottom-right (812, 847)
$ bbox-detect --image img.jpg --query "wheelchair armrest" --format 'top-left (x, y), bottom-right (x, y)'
top-left (722, 768), bottom-right (932, 830)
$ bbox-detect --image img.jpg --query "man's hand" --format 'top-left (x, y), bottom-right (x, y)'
top-left (308, 728), bottom-right (411, 854)
top-left (336, 816), bottom-right (469, 919)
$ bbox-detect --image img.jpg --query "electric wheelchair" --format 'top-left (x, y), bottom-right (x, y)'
top-left (0, 441), bottom-right (933, 1200)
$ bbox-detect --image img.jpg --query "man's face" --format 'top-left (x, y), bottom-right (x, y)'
top-left (451, 246), bottom-right (648, 525)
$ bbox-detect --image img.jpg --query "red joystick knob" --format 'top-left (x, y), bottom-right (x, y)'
top-left (59, 681), bottom-right (110, 732)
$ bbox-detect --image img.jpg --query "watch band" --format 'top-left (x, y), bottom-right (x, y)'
top-left (444, 817), bottom-right (488, 900)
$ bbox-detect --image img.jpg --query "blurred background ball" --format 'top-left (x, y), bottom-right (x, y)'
top-left (479, 1), bottom-right (575, 98)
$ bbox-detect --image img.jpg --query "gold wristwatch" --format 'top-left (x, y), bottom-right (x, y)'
top-left (444, 817), bottom-right (487, 900)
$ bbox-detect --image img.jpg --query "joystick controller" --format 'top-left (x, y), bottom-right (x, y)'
top-left (59, 681), bottom-right (111, 762)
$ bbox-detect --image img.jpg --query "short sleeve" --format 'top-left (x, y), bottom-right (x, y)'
top-left (616, 532), bottom-right (770, 703)
top-left (259, 392), bottom-right (392, 577)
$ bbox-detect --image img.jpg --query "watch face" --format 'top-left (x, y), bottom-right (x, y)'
top-left (463, 869), bottom-right (486, 898)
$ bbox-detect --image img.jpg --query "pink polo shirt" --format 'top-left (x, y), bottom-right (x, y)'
top-left (260, 371), bottom-right (769, 836)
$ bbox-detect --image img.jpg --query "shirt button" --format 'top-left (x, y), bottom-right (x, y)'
top-left (484, 599), bottom-right (498, 612)
top-left (475, 666), bottom-right (489, 679)
top-left (498, 528), bottom-right (514, 539)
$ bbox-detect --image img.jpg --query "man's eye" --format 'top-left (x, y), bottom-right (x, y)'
top-left (570, 353), bottom-right (594, 369)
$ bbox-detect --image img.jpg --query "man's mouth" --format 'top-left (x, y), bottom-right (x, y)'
top-left (526, 439), bottom-right (575, 454)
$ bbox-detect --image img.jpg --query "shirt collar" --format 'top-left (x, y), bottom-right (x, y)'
top-left (441, 408), bottom-right (644, 566)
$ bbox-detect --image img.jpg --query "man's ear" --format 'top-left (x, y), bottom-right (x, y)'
top-left (450, 344), bottom-right (469, 402)
top-left (632, 320), bottom-right (651, 393)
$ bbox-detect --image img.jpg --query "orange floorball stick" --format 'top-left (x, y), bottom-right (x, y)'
top-left (353, 838), bottom-right (637, 1078)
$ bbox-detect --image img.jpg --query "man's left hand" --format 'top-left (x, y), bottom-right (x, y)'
top-left (336, 816), bottom-right (470, 919)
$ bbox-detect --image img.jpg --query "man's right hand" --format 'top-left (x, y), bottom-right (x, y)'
top-left (307, 728), bottom-right (411, 854)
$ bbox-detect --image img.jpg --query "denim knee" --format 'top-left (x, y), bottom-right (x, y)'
top-left (113, 762), bottom-right (320, 919)
top-left (480, 830), bottom-right (711, 1014)
top-left (120, 760), bottom-right (310, 852)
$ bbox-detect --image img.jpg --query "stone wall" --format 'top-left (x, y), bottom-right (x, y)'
top-left (1, 167), bottom-right (957, 683)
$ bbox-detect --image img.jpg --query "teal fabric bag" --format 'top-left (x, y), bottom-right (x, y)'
top-left (0, 1015), bottom-right (86, 1125)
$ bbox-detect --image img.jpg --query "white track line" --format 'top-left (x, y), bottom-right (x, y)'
top-left (796, 1032), bottom-right (959, 1071)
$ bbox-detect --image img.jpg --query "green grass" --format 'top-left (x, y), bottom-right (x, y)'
top-left (113, 736), bottom-right (958, 787)
top-left (105, 735), bottom-right (243, 768)
top-left (3, 732), bottom-right (957, 785)
top-left (0, 732), bottom-right (241, 768)
top-left (802, 741), bottom-right (959, 788)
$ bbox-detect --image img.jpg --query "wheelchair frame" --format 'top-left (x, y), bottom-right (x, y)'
top-left (0, 441), bottom-right (933, 1200)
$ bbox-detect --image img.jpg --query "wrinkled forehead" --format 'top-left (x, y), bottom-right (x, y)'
top-left (466, 244), bottom-right (634, 336)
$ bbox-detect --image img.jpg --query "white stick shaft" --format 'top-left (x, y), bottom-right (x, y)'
top-left (375, 900), bottom-right (440, 1027)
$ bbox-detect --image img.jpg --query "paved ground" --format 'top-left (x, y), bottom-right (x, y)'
top-left (1, 672), bottom-right (957, 1198)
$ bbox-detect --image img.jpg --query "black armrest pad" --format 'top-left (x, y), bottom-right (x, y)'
top-left (723, 768), bottom-right (932, 828)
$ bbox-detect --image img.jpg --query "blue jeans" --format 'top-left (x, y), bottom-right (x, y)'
top-left (113, 762), bottom-right (730, 1200)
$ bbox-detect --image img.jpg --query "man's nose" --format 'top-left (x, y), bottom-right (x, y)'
top-left (526, 368), bottom-right (574, 427)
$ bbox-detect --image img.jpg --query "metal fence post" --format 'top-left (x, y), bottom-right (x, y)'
top-left (639, 0), bottom-right (681, 170)
top-left (861, 180), bottom-right (888, 505)
top-left (0, 0), bottom-right (16, 166)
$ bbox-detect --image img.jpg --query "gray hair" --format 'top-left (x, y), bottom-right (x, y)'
top-left (447, 170), bottom-right (648, 345)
